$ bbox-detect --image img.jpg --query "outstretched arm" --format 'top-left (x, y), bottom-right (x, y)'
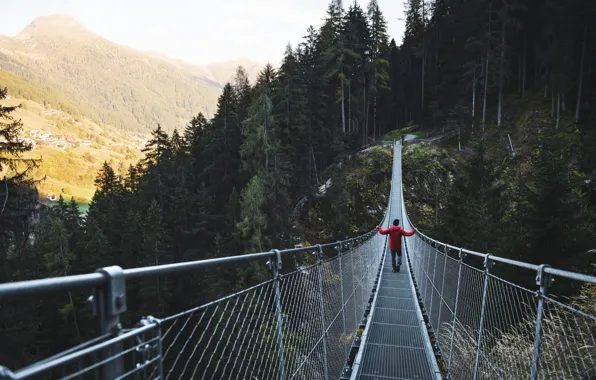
top-left (402, 227), bottom-right (416, 236)
top-left (377, 226), bottom-right (390, 235)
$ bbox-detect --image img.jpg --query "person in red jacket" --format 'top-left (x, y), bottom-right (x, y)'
top-left (377, 219), bottom-right (416, 272)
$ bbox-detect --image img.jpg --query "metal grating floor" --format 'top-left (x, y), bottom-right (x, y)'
top-left (357, 249), bottom-right (436, 380)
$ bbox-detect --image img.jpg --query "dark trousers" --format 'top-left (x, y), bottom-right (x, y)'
top-left (391, 250), bottom-right (402, 270)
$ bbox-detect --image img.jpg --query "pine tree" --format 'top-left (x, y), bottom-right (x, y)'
top-left (140, 199), bottom-right (171, 316)
top-left (205, 83), bottom-right (244, 222)
top-left (87, 162), bottom-right (124, 263)
top-left (237, 175), bottom-right (268, 253)
top-left (240, 91), bottom-right (275, 175)
top-left (272, 44), bottom-right (309, 197)
top-left (142, 125), bottom-right (171, 167)
top-left (0, 87), bottom-right (38, 262)
top-left (368, 0), bottom-right (390, 138)
top-left (0, 88), bottom-right (35, 173)
top-left (298, 26), bottom-right (327, 184)
top-left (255, 64), bottom-right (277, 96)
top-left (343, 2), bottom-right (371, 145)
top-left (43, 218), bottom-right (74, 277)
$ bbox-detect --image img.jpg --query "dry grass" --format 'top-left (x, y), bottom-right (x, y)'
top-left (438, 284), bottom-right (596, 379)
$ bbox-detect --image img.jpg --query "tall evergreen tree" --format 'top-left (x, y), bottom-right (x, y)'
top-left (368, 0), bottom-right (391, 137)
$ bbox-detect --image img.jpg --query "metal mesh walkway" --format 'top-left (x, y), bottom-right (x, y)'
top-left (357, 249), bottom-right (438, 380)
top-left (353, 142), bottom-right (440, 380)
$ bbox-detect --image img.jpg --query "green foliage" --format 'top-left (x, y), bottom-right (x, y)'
top-left (300, 146), bottom-right (392, 243)
top-left (0, 69), bottom-right (85, 117)
top-left (383, 130), bottom-right (402, 141)
top-left (238, 175), bottom-right (268, 252)
top-left (241, 92), bottom-right (275, 175)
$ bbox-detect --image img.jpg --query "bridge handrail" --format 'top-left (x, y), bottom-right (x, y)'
top-left (0, 233), bottom-right (376, 300)
top-left (400, 140), bottom-right (596, 285)
top-left (404, 215), bottom-right (596, 284)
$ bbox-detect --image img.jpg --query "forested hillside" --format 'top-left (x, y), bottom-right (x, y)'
top-left (397, 0), bottom-right (596, 292)
top-left (0, 0), bottom-right (398, 366)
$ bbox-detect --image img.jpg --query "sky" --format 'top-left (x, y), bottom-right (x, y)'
top-left (0, 0), bottom-right (405, 65)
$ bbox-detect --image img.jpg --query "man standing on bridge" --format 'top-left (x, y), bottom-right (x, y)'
top-left (377, 219), bottom-right (416, 273)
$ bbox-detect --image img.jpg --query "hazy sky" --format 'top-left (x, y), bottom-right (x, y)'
top-left (0, 0), bottom-right (405, 65)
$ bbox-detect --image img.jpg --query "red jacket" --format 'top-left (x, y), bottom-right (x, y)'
top-left (377, 225), bottom-right (416, 251)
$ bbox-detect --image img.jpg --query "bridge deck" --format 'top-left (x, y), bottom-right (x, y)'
top-left (357, 248), bottom-right (439, 379)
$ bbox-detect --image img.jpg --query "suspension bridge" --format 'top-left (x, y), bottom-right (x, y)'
top-left (1, 141), bottom-right (595, 379)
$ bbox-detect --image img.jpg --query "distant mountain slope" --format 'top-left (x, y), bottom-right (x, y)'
top-left (0, 69), bottom-right (147, 202)
top-left (142, 51), bottom-right (264, 87)
top-left (0, 15), bottom-right (263, 133)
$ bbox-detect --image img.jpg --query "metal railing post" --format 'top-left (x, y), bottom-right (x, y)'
top-left (429, 241), bottom-right (438, 325)
top-left (530, 264), bottom-right (552, 380)
top-left (473, 255), bottom-right (493, 380)
top-left (90, 266), bottom-right (127, 379)
top-left (350, 240), bottom-right (358, 330)
top-left (447, 249), bottom-right (465, 378)
top-left (437, 244), bottom-right (448, 334)
top-left (359, 238), bottom-right (365, 314)
top-left (338, 241), bottom-right (348, 356)
top-left (137, 315), bottom-right (163, 379)
top-left (269, 249), bottom-right (286, 380)
top-left (316, 245), bottom-right (330, 380)
top-left (423, 241), bottom-right (431, 303)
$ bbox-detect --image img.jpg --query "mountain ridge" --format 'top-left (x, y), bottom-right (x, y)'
top-left (0, 14), bottom-right (266, 132)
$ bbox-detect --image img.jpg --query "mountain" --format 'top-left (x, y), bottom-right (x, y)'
top-left (0, 15), bottom-right (265, 132)
top-left (142, 51), bottom-right (264, 86)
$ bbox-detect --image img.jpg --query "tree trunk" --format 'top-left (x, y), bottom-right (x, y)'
top-left (518, 57), bottom-right (522, 94)
top-left (472, 63), bottom-right (477, 121)
top-left (562, 92), bottom-right (566, 112)
top-left (341, 77), bottom-right (346, 134)
top-left (311, 144), bottom-right (319, 184)
top-left (68, 291), bottom-right (81, 338)
top-left (264, 104), bottom-right (269, 171)
top-left (482, 52), bottom-right (489, 133)
top-left (348, 80), bottom-right (352, 132)
top-left (373, 92), bottom-right (377, 140)
top-left (551, 78), bottom-right (555, 117)
top-left (556, 90), bottom-right (561, 129)
top-left (374, 64), bottom-right (378, 139)
top-left (421, 54), bottom-right (426, 123)
top-left (458, 127), bottom-right (461, 152)
top-left (576, 21), bottom-right (587, 123)
top-left (366, 91), bottom-right (371, 142)
top-left (497, 17), bottom-right (505, 127)
top-left (363, 87), bottom-right (367, 145)
top-left (436, 25), bottom-right (440, 97)
top-left (508, 134), bottom-right (515, 157)
top-left (421, 0), bottom-right (426, 124)
top-left (482, 2), bottom-right (492, 134)
top-left (522, 32), bottom-right (527, 99)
